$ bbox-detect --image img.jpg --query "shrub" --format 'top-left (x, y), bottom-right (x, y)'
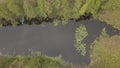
top-left (7, 0), bottom-right (24, 16)
top-left (23, 0), bottom-right (38, 19)
top-left (0, 55), bottom-right (78, 68)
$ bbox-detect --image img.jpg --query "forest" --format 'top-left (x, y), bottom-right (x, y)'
top-left (0, 0), bottom-right (120, 68)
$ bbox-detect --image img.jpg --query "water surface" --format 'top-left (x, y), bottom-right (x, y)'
top-left (0, 20), bottom-right (119, 64)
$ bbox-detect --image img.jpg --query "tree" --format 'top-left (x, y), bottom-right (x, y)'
top-left (79, 0), bottom-right (105, 17)
top-left (23, 0), bottom-right (38, 19)
top-left (0, 1), bottom-right (18, 26)
top-left (7, 0), bottom-right (24, 16)
top-left (0, 2), bottom-right (14, 20)
top-left (70, 0), bottom-right (85, 19)
top-left (36, 0), bottom-right (46, 17)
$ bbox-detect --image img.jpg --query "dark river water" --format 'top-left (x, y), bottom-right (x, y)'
top-left (0, 19), bottom-right (119, 65)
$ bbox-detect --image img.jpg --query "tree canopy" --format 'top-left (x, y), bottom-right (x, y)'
top-left (0, 0), bottom-right (120, 29)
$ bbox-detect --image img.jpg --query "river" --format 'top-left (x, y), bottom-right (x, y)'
top-left (0, 19), bottom-right (119, 65)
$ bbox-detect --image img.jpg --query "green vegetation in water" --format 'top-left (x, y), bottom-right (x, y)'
top-left (75, 24), bottom-right (88, 56)
top-left (53, 19), bottom-right (60, 26)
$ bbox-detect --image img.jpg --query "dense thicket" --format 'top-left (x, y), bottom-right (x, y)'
top-left (0, 0), bottom-right (120, 29)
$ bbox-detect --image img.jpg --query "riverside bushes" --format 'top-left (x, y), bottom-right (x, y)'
top-left (0, 0), bottom-right (78, 26)
top-left (0, 0), bottom-right (120, 29)
top-left (0, 55), bottom-right (78, 68)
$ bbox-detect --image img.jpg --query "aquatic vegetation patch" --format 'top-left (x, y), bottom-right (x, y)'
top-left (75, 24), bottom-right (88, 56)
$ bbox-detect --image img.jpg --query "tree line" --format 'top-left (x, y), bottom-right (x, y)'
top-left (0, 0), bottom-right (120, 29)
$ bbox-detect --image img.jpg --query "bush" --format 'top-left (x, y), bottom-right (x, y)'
top-left (0, 0), bottom-right (120, 30)
top-left (23, 0), bottom-right (38, 19)
top-left (0, 55), bottom-right (78, 68)
top-left (7, 0), bottom-right (24, 16)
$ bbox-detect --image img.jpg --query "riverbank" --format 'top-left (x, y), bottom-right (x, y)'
top-left (0, 0), bottom-right (120, 30)
top-left (0, 55), bottom-right (80, 68)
